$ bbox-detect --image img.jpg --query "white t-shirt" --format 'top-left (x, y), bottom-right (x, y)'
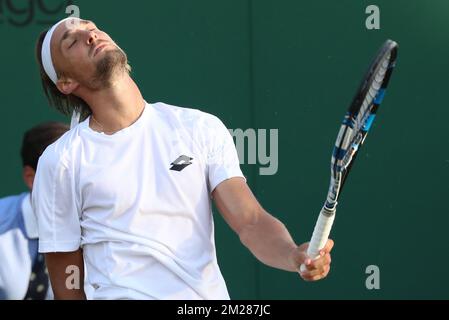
top-left (32, 102), bottom-right (245, 300)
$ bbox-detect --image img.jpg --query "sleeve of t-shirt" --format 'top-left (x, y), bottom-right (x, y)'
top-left (32, 148), bottom-right (81, 253)
top-left (205, 115), bottom-right (246, 193)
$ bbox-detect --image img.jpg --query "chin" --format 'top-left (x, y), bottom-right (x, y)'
top-left (91, 49), bottom-right (129, 89)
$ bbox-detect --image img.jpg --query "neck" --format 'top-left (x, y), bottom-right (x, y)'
top-left (79, 73), bottom-right (145, 134)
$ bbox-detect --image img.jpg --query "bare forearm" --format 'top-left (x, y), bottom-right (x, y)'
top-left (53, 286), bottom-right (86, 300)
top-left (213, 178), bottom-right (333, 280)
top-left (238, 210), bottom-right (297, 272)
top-left (45, 250), bottom-right (87, 300)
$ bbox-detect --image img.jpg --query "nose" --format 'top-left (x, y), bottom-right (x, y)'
top-left (86, 30), bottom-right (98, 45)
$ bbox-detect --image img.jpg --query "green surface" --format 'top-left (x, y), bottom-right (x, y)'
top-left (0, 0), bottom-right (448, 299)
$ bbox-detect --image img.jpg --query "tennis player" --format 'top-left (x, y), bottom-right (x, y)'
top-left (33, 17), bottom-right (334, 300)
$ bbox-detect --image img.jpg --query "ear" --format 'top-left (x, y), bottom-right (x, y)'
top-left (56, 77), bottom-right (80, 95)
top-left (22, 166), bottom-right (36, 191)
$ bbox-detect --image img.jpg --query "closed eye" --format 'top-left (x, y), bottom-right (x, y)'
top-left (69, 40), bottom-right (77, 49)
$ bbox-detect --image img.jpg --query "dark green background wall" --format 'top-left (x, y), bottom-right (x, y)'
top-left (1, 0), bottom-right (448, 299)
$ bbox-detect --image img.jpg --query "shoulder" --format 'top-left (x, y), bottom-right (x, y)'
top-left (150, 102), bottom-right (229, 131)
top-left (38, 127), bottom-right (81, 171)
top-left (0, 193), bottom-right (26, 234)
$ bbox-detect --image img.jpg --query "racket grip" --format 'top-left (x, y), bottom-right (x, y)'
top-left (299, 208), bottom-right (335, 273)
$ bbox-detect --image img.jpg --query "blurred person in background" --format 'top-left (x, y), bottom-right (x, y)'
top-left (0, 122), bottom-right (69, 300)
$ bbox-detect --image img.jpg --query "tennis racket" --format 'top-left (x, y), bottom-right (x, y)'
top-left (300, 39), bottom-right (398, 272)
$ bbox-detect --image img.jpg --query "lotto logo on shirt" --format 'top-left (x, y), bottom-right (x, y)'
top-left (0, 0), bottom-right (73, 27)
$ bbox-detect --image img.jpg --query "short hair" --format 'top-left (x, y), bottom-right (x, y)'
top-left (35, 30), bottom-right (91, 119)
top-left (21, 122), bottom-right (70, 171)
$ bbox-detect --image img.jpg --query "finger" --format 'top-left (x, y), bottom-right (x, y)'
top-left (300, 262), bottom-right (327, 278)
top-left (300, 274), bottom-right (314, 282)
top-left (292, 250), bottom-right (311, 272)
top-left (321, 265), bottom-right (331, 278)
top-left (299, 270), bottom-right (315, 282)
top-left (302, 254), bottom-right (330, 276)
top-left (303, 254), bottom-right (323, 271)
top-left (301, 250), bottom-right (324, 271)
top-left (301, 265), bottom-right (331, 281)
top-left (300, 272), bottom-right (325, 282)
top-left (309, 253), bottom-right (331, 270)
top-left (301, 267), bottom-right (324, 278)
top-left (323, 239), bottom-right (334, 253)
top-left (301, 257), bottom-right (315, 271)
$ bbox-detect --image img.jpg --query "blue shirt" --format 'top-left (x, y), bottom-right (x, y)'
top-left (0, 193), bottom-right (40, 299)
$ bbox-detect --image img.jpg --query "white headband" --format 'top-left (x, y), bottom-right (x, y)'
top-left (41, 17), bottom-right (75, 84)
top-left (42, 18), bottom-right (82, 129)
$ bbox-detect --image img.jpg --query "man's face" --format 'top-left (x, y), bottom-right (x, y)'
top-left (51, 18), bottom-right (128, 90)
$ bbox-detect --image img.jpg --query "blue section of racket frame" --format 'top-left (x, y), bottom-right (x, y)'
top-left (363, 114), bottom-right (376, 131)
top-left (342, 112), bottom-right (355, 128)
top-left (333, 147), bottom-right (347, 160)
top-left (374, 88), bottom-right (386, 105)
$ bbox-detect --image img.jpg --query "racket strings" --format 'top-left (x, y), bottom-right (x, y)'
top-left (342, 55), bottom-right (391, 169)
top-left (328, 43), bottom-right (397, 207)
top-left (325, 171), bottom-right (342, 209)
top-left (329, 54), bottom-right (392, 196)
top-left (354, 55), bottom-right (390, 134)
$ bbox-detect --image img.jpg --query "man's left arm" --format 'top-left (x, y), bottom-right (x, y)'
top-left (212, 177), bottom-right (333, 281)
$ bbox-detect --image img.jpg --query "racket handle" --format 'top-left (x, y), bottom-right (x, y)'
top-left (300, 208), bottom-right (335, 273)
